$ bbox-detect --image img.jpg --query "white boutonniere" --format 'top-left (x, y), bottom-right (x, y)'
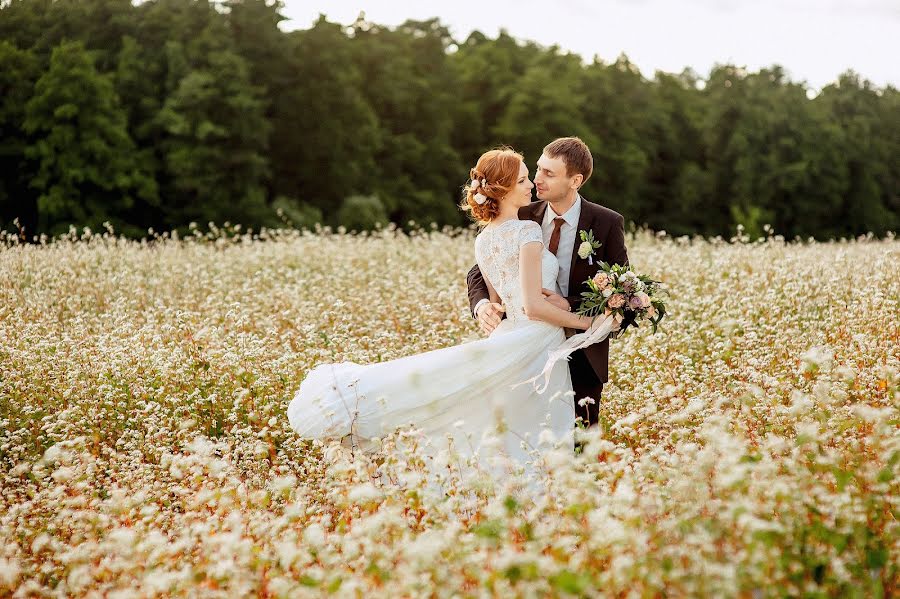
top-left (577, 229), bottom-right (602, 264)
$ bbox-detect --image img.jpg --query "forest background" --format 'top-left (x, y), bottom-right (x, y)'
top-left (0, 0), bottom-right (897, 240)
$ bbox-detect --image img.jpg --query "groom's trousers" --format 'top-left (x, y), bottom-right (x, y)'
top-left (569, 348), bottom-right (604, 427)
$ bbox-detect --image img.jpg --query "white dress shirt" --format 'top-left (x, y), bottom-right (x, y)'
top-left (473, 195), bottom-right (582, 318)
top-left (541, 195), bottom-right (581, 297)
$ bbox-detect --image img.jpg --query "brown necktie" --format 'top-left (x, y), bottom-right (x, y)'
top-left (548, 217), bottom-right (565, 255)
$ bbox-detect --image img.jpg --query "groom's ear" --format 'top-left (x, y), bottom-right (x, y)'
top-left (571, 173), bottom-right (584, 189)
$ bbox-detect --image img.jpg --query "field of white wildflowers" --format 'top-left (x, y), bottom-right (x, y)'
top-left (0, 224), bottom-right (897, 598)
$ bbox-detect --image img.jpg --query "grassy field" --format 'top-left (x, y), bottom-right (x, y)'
top-left (0, 225), bottom-right (897, 597)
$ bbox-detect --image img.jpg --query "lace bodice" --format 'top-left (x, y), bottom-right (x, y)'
top-left (475, 219), bottom-right (560, 323)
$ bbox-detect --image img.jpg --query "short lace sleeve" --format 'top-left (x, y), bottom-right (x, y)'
top-left (518, 220), bottom-right (543, 248)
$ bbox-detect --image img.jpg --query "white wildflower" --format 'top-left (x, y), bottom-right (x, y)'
top-left (348, 482), bottom-right (382, 504)
top-left (800, 345), bottom-right (833, 371)
top-left (51, 466), bottom-right (75, 483)
top-left (303, 523), bottom-right (326, 548)
top-left (0, 558), bottom-right (20, 589)
top-left (271, 475), bottom-right (297, 495)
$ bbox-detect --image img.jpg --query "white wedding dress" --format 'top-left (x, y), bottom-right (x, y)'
top-left (287, 219), bottom-right (574, 476)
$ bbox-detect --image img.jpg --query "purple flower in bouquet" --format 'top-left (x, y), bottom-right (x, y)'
top-left (635, 292), bottom-right (651, 308)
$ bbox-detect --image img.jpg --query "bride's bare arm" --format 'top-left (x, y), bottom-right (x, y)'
top-left (519, 241), bottom-right (591, 330)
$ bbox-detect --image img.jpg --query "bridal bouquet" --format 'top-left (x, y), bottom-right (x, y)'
top-left (517, 263), bottom-right (666, 393)
top-left (577, 262), bottom-right (667, 334)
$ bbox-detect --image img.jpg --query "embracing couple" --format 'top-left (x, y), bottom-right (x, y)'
top-left (288, 137), bottom-right (628, 473)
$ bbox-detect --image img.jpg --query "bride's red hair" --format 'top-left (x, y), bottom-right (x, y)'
top-left (459, 147), bottom-right (524, 224)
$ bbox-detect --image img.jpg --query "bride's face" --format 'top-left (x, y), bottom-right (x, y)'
top-left (503, 161), bottom-right (534, 209)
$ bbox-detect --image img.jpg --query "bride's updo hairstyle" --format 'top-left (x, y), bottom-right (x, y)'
top-left (459, 147), bottom-right (524, 224)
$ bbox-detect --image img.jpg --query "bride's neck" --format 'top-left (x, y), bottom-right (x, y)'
top-left (491, 202), bottom-right (520, 226)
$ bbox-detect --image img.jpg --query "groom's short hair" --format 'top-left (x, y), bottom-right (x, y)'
top-left (544, 137), bottom-right (593, 186)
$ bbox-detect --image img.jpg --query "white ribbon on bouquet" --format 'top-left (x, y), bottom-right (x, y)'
top-left (513, 312), bottom-right (623, 393)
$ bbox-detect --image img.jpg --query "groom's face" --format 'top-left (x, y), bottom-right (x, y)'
top-left (534, 153), bottom-right (578, 203)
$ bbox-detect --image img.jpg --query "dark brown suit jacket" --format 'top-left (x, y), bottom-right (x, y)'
top-left (466, 196), bottom-right (629, 383)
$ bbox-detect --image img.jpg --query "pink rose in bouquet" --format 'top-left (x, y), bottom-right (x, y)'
top-left (607, 293), bottom-right (626, 309)
top-left (592, 272), bottom-right (610, 290)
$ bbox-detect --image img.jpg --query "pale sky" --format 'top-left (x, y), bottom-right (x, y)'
top-left (279, 0), bottom-right (899, 91)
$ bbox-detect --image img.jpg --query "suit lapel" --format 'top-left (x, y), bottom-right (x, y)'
top-left (521, 200), bottom-right (547, 225)
top-left (568, 197), bottom-right (593, 294)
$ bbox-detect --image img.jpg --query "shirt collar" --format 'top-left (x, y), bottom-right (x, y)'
top-left (546, 194), bottom-right (581, 227)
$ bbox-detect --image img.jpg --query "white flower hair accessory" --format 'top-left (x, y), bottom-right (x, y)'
top-left (471, 177), bottom-right (488, 204)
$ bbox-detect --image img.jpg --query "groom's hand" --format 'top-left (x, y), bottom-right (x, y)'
top-left (476, 302), bottom-right (505, 335)
top-left (542, 289), bottom-right (571, 312)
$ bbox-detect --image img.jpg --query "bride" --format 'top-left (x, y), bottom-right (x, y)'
top-left (287, 148), bottom-right (601, 474)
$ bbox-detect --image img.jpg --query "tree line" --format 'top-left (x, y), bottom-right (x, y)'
top-left (0, 0), bottom-right (897, 240)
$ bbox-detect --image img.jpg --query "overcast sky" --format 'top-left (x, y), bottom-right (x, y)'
top-left (279, 0), bottom-right (899, 90)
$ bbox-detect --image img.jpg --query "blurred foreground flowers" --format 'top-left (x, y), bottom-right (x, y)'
top-left (0, 224), bottom-right (897, 597)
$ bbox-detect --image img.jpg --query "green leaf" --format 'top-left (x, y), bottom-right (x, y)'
top-left (503, 495), bottom-right (519, 514)
top-left (866, 546), bottom-right (888, 569)
top-left (831, 466), bottom-right (854, 491)
top-left (472, 519), bottom-right (504, 539)
top-left (503, 562), bottom-right (538, 582)
top-left (564, 502), bottom-right (592, 517)
top-left (549, 570), bottom-right (592, 594)
top-left (752, 529), bottom-right (783, 547)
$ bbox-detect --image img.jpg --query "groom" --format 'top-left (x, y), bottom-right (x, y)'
top-left (466, 136), bottom-right (629, 430)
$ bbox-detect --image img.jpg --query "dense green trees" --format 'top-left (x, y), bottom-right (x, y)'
top-left (0, 0), bottom-right (896, 239)
top-left (24, 41), bottom-right (155, 236)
